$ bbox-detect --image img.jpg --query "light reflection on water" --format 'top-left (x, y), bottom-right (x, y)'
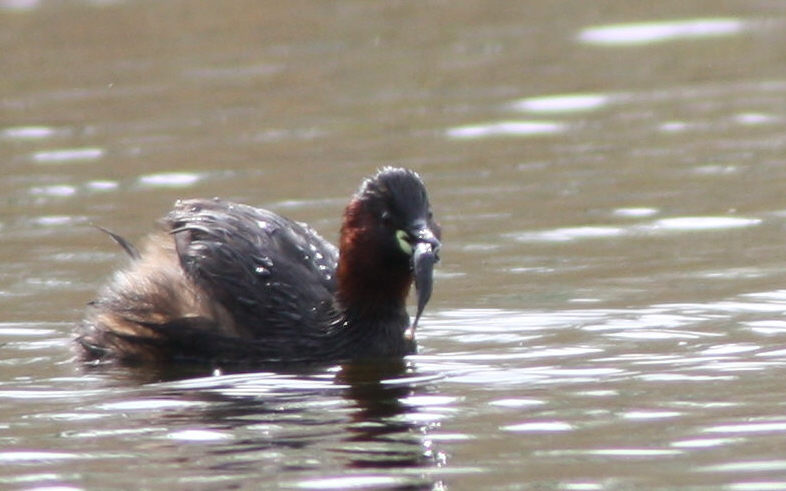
top-left (510, 93), bottom-right (611, 114)
top-left (445, 120), bottom-right (567, 140)
top-left (31, 147), bottom-right (105, 164)
top-left (577, 17), bottom-right (747, 46)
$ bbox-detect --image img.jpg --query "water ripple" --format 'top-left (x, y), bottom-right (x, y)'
top-left (1, 125), bottom-right (60, 140)
top-left (31, 147), bottom-right (104, 164)
top-left (136, 172), bottom-right (204, 188)
top-left (509, 215), bottom-right (762, 243)
top-left (501, 421), bottom-right (574, 433)
top-left (509, 93), bottom-right (610, 114)
top-left (0, 451), bottom-right (79, 463)
top-left (703, 422), bottom-right (786, 434)
top-left (445, 120), bottom-right (566, 139)
top-left (577, 18), bottom-right (746, 46)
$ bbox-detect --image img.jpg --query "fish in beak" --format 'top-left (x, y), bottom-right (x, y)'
top-left (411, 227), bottom-right (441, 332)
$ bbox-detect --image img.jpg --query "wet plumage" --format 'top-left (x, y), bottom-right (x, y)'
top-left (76, 167), bottom-right (441, 365)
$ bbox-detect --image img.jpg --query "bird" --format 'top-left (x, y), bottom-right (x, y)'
top-left (75, 167), bottom-right (441, 366)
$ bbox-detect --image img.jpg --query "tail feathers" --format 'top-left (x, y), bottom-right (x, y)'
top-left (74, 334), bottom-right (114, 360)
top-left (93, 224), bottom-right (140, 260)
top-left (74, 323), bottom-right (167, 363)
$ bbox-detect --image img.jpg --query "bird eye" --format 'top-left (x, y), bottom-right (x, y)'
top-left (381, 210), bottom-right (392, 226)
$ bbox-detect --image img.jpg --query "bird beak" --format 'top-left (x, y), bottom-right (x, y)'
top-left (411, 227), bottom-right (441, 333)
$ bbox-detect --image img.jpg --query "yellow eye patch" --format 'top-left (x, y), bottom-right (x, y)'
top-left (396, 230), bottom-right (413, 255)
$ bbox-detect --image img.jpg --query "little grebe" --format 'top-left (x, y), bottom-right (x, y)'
top-left (76, 167), bottom-right (441, 365)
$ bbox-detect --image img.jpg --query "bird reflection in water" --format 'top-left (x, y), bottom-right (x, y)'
top-left (81, 360), bottom-right (448, 489)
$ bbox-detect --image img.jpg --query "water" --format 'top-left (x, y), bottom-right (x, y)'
top-left (3, 0), bottom-right (786, 488)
